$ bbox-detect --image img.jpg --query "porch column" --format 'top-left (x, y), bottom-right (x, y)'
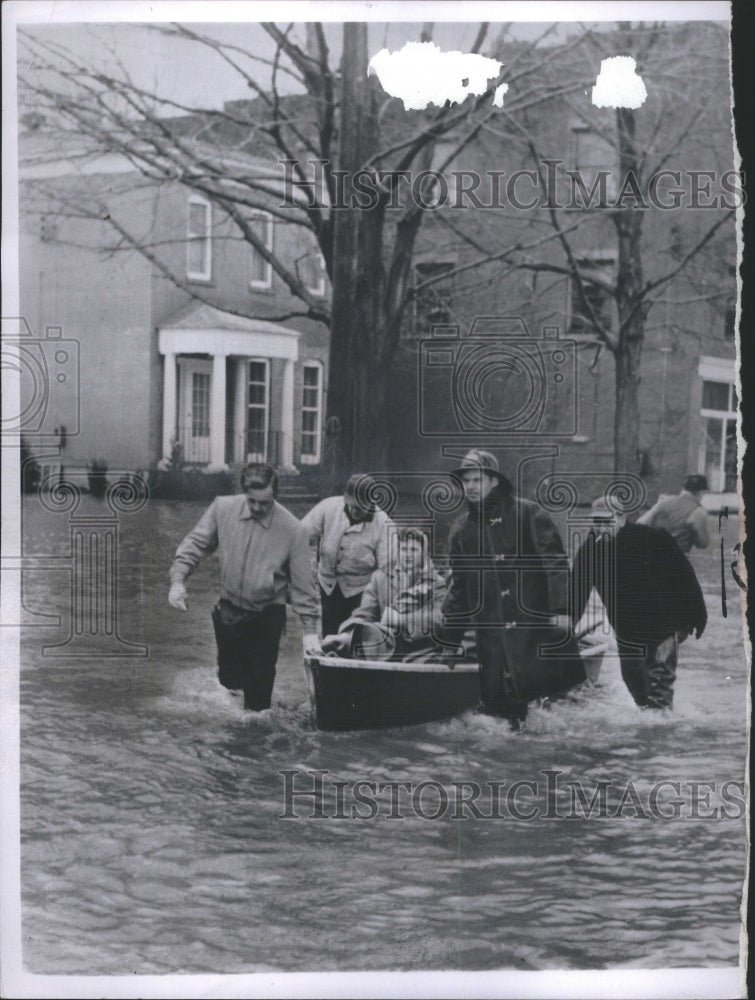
top-left (234, 360), bottom-right (248, 463)
top-left (210, 351), bottom-right (227, 467)
top-left (161, 351), bottom-right (177, 461)
top-left (281, 358), bottom-right (295, 470)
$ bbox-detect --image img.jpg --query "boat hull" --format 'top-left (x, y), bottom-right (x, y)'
top-left (304, 655), bottom-right (481, 731)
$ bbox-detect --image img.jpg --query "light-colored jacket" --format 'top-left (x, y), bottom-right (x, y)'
top-left (638, 490), bottom-right (709, 553)
top-left (170, 495), bottom-right (319, 630)
top-left (352, 561), bottom-right (447, 641)
top-left (301, 495), bottom-right (392, 598)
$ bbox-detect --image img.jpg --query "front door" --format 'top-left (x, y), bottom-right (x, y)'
top-left (178, 359), bottom-right (212, 463)
top-left (246, 360), bottom-right (269, 462)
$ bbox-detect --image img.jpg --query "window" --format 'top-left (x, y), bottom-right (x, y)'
top-left (569, 256), bottom-right (615, 336)
top-left (414, 261), bottom-right (454, 336)
top-left (187, 196), bottom-right (211, 280)
top-left (698, 357), bottom-right (737, 492)
top-left (250, 212), bottom-right (273, 289)
top-left (569, 124), bottom-right (618, 204)
top-left (301, 362), bottom-right (323, 464)
top-left (191, 371), bottom-right (211, 440)
top-left (246, 360), bottom-right (269, 461)
top-left (300, 250), bottom-right (327, 296)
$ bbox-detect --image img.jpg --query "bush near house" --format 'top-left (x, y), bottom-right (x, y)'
top-left (148, 466), bottom-right (235, 501)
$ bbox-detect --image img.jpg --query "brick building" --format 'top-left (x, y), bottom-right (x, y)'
top-left (18, 133), bottom-right (330, 480)
top-left (386, 22), bottom-right (738, 510)
top-left (17, 21), bottom-right (738, 512)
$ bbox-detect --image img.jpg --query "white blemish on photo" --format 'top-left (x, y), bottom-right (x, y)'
top-left (592, 55), bottom-right (648, 109)
top-left (369, 41), bottom-right (503, 110)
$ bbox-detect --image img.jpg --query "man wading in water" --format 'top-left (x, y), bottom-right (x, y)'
top-left (571, 496), bottom-right (707, 711)
top-left (168, 463), bottom-right (320, 710)
top-left (441, 450), bottom-right (584, 729)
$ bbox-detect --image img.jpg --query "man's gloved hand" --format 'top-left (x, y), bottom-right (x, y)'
top-left (303, 633), bottom-right (321, 656)
top-left (168, 581), bottom-right (188, 612)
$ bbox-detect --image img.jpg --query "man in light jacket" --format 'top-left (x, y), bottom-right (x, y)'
top-left (638, 474), bottom-right (710, 554)
top-left (301, 473), bottom-right (393, 636)
top-left (168, 463), bottom-right (320, 711)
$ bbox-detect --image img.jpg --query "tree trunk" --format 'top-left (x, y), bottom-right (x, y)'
top-left (326, 23), bottom-right (388, 488)
top-left (612, 104), bottom-right (647, 475)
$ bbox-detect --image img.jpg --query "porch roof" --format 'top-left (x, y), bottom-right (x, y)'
top-left (158, 302), bottom-right (300, 361)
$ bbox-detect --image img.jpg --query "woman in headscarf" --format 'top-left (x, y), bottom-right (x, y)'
top-left (322, 527), bottom-right (446, 660)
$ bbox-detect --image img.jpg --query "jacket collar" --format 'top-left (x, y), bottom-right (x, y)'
top-left (468, 484), bottom-right (513, 521)
top-left (239, 496), bottom-right (276, 529)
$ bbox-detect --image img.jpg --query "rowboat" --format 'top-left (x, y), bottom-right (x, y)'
top-left (304, 633), bottom-right (611, 731)
top-left (303, 653), bottom-right (481, 731)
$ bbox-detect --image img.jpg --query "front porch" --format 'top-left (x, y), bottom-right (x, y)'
top-left (159, 303), bottom-right (302, 471)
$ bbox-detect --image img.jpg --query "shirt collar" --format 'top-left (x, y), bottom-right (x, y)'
top-left (342, 507), bottom-right (371, 531)
top-left (343, 504), bottom-right (374, 528)
top-left (239, 497), bottom-right (276, 528)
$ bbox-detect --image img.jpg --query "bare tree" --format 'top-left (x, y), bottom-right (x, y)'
top-left (19, 20), bottom-right (735, 479)
top-left (19, 22), bottom-right (522, 477)
top-left (410, 20), bottom-right (736, 474)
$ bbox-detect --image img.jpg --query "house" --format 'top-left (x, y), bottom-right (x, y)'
top-left (18, 130), bottom-right (330, 483)
top-left (17, 19), bottom-right (738, 514)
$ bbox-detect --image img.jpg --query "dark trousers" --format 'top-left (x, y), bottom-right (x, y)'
top-left (477, 631), bottom-right (529, 727)
top-left (619, 634), bottom-right (679, 710)
top-left (320, 583), bottom-right (363, 637)
top-left (211, 601), bottom-right (286, 710)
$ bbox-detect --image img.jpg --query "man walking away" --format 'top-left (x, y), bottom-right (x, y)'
top-left (168, 463), bottom-right (320, 711)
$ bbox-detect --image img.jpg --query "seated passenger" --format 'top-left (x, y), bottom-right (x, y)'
top-left (321, 527), bottom-right (446, 660)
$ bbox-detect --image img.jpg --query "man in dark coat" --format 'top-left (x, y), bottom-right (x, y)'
top-left (570, 496), bottom-right (708, 710)
top-left (442, 450), bottom-right (585, 727)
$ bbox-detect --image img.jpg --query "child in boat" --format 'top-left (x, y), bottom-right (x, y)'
top-left (321, 527), bottom-right (447, 660)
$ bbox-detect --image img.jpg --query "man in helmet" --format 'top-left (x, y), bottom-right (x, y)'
top-left (441, 450), bottom-right (584, 728)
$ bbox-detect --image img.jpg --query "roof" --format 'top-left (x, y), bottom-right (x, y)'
top-left (159, 301), bottom-right (301, 338)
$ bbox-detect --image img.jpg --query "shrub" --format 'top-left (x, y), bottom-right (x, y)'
top-left (148, 466), bottom-right (235, 501)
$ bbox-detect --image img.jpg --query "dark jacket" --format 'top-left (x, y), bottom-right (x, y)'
top-left (442, 486), bottom-right (585, 704)
top-left (570, 521), bottom-right (708, 647)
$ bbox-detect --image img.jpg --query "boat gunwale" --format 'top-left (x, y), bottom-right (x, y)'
top-left (304, 655), bottom-right (480, 675)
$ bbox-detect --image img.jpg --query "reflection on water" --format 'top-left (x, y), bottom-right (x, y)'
top-left (18, 500), bottom-right (747, 974)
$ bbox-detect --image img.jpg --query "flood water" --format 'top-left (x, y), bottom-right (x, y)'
top-left (17, 497), bottom-right (748, 976)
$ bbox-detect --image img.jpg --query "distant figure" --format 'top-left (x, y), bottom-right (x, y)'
top-left (168, 463), bottom-right (320, 711)
top-left (571, 496), bottom-right (708, 711)
top-left (301, 474), bottom-right (393, 636)
top-left (441, 449), bottom-right (584, 729)
top-left (638, 474), bottom-right (710, 554)
top-left (322, 527), bottom-right (446, 660)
